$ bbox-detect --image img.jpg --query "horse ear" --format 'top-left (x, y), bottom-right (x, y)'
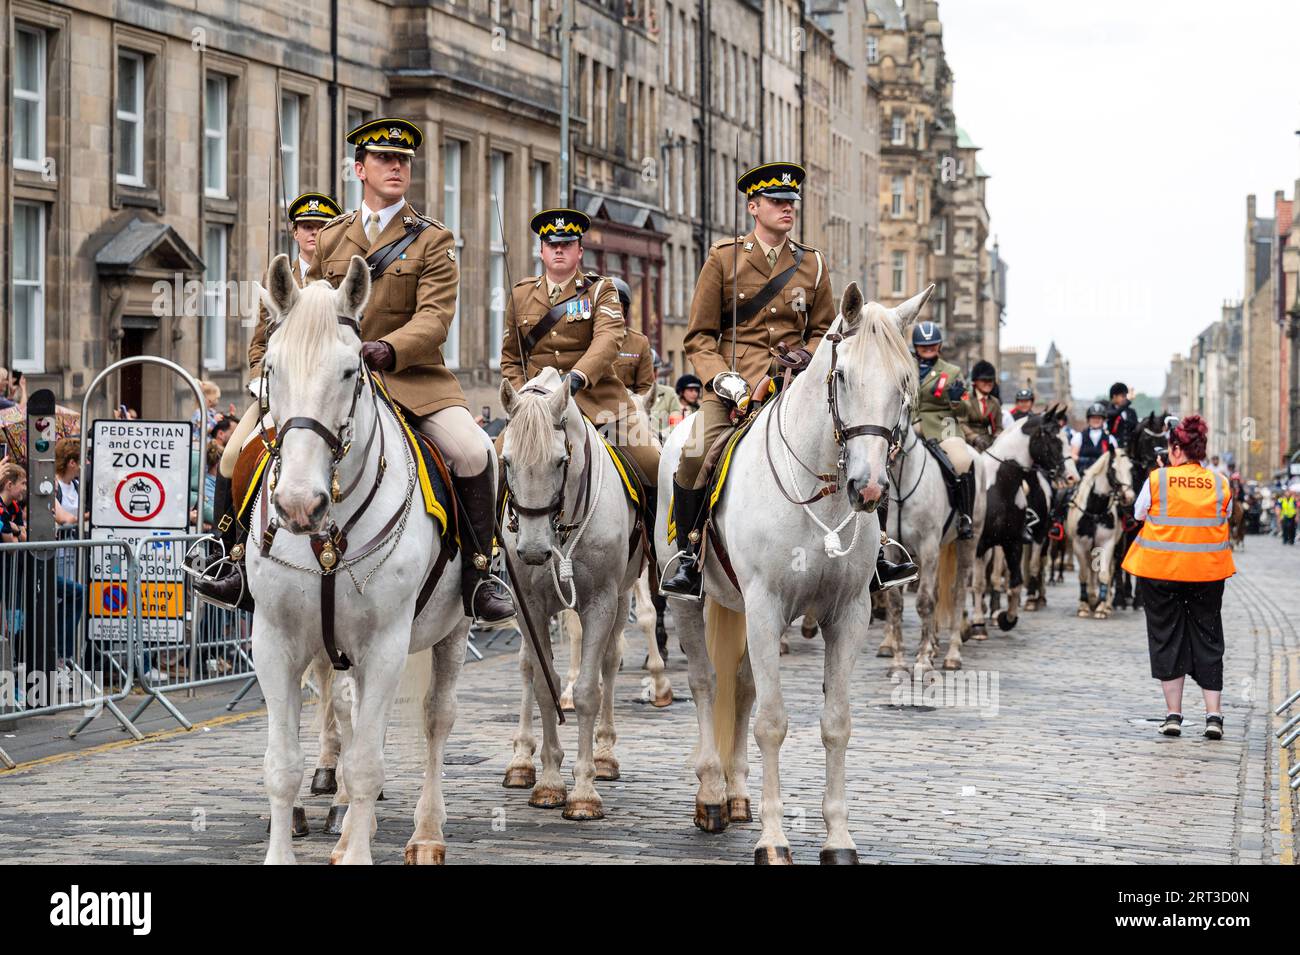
top-left (267, 254), bottom-right (299, 316)
top-left (500, 377), bottom-right (520, 417)
top-left (840, 282), bottom-right (864, 329)
top-left (338, 254), bottom-right (371, 317)
top-left (893, 283), bottom-right (935, 330)
top-left (550, 375), bottom-right (572, 421)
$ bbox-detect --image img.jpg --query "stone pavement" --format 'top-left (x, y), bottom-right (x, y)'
top-left (0, 537), bottom-right (1296, 865)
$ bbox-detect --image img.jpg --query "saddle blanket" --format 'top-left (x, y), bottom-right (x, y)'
top-left (231, 390), bottom-right (452, 540)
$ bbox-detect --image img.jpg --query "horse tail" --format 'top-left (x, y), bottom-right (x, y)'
top-left (705, 598), bottom-right (747, 776)
top-left (935, 541), bottom-right (958, 632)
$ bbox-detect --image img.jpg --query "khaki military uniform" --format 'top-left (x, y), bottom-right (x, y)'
top-left (957, 390), bottom-right (1002, 451)
top-left (308, 202), bottom-right (489, 477)
top-left (499, 272), bottom-right (659, 487)
top-left (614, 328), bottom-right (655, 399)
top-left (677, 231), bottom-right (834, 488)
top-left (913, 357), bottom-right (973, 474)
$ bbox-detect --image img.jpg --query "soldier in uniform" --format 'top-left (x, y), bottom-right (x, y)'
top-left (301, 118), bottom-right (512, 625)
top-left (911, 321), bottom-right (975, 539)
top-left (498, 209), bottom-right (661, 495)
top-left (609, 277), bottom-right (655, 400)
top-left (661, 161), bottom-right (915, 597)
top-left (957, 359), bottom-right (1002, 452)
top-left (196, 191), bottom-right (342, 608)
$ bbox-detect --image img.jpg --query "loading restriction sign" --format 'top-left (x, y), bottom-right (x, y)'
top-left (90, 420), bottom-right (193, 530)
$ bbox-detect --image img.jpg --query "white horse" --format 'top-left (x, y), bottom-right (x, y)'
top-left (877, 424), bottom-right (970, 672)
top-left (1066, 447), bottom-right (1136, 619)
top-left (498, 369), bottom-right (647, 819)
top-left (247, 254), bottom-right (470, 865)
top-left (658, 282), bottom-right (922, 864)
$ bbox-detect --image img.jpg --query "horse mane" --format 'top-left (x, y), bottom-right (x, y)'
top-left (1081, 448), bottom-right (1112, 483)
top-left (507, 367), bottom-right (566, 468)
top-left (267, 282), bottom-right (350, 382)
top-left (846, 303), bottom-right (918, 400)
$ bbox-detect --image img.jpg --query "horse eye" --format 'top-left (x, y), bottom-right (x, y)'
top-left (342, 368), bottom-right (356, 380)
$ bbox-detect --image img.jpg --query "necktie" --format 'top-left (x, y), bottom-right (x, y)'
top-left (366, 212), bottom-right (381, 245)
top-left (549, 283), bottom-right (560, 305)
top-left (767, 248), bottom-right (778, 270)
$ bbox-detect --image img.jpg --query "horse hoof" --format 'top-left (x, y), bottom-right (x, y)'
top-left (779, 637), bottom-right (790, 656)
top-left (562, 798), bottom-right (604, 821)
top-left (502, 766), bottom-right (536, 789)
top-left (560, 695), bottom-right (575, 712)
top-left (876, 643), bottom-right (894, 657)
top-left (324, 804), bottom-right (348, 836)
top-left (529, 786), bottom-right (567, 809)
top-left (728, 797), bottom-right (752, 823)
top-left (267, 807), bottom-right (311, 838)
top-left (1093, 609), bottom-right (1110, 620)
top-left (754, 846), bottom-right (794, 865)
top-left (1076, 608), bottom-right (1091, 618)
top-left (801, 622), bottom-right (819, 639)
top-left (694, 802), bottom-right (729, 833)
top-left (943, 658), bottom-right (962, 671)
top-left (652, 690), bottom-right (673, 708)
top-left (819, 847), bottom-right (860, 865)
top-left (996, 611), bottom-right (1017, 632)
top-left (310, 767), bottom-right (337, 795)
top-left (404, 843), bottom-right (446, 865)
top-left (594, 758), bottom-right (621, 781)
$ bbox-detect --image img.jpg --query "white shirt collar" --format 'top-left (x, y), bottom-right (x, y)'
top-left (298, 257), bottom-right (312, 281)
top-left (360, 199), bottom-right (406, 240)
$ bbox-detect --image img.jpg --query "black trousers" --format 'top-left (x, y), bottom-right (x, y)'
top-left (1139, 577), bottom-right (1225, 691)
top-left (1283, 516), bottom-right (1296, 545)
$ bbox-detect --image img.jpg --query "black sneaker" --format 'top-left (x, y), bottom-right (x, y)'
top-left (1159, 713), bottom-right (1183, 737)
top-left (1204, 715), bottom-right (1223, 740)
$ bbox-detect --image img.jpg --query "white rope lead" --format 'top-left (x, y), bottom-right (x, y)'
top-left (778, 390), bottom-right (860, 559)
top-left (550, 434), bottom-right (606, 609)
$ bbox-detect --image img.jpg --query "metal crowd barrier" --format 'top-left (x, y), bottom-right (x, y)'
top-left (1276, 687), bottom-right (1300, 792)
top-left (0, 533), bottom-right (262, 767)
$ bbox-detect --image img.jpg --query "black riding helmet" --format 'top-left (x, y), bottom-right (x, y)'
top-left (676, 374), bottom-right (702, 395)
top-left (911, 321), bottom-right (943, 348)
top-left (1015, 388), bottom-right (1034, 402)
top-left (1087, 401), bottom-right (1107, 418)
top-left (971, 360), bottom-right (996, 381)
top-left (611, 276), bottom-right (632, 311)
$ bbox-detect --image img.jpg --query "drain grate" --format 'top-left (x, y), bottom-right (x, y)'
top-left (875, 704), bottom-right (936, 713)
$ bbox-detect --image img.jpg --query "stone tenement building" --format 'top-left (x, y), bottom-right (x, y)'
top-left (1, 0), bottom-right (987, 419)
top-left (866, 0), bottom-right (1000, 374)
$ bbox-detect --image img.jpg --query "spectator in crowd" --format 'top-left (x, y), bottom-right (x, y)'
top-left (194, 381), bottom-right (222, 434)
top-left (0, 463), bottom-right (27, 542)
top-left (1279, 487), bottom-right (1297, 546)
top-left (53, 438), bottom-right (80, 528)
top-left (209, 416), bottom-right (235, 454)
top-left (198, 443), bottom-right (222, 531)
top-left (1122, 415), bottom-right (1234, 740)
top-left (0, 368), bottom-right (27, 411)
top-left (647, 353), bottom-right (681, 437)
top-left (674, 374), bottom-right (702, 427)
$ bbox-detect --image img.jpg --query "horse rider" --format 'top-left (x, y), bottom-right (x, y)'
top-left (647, 353), bottom-right (681, 435)
top-left (910, 321), bottom-right (975, 540)
top-left (1003, 387), bottom-right (1034, 429)
top-left (1106, 381), bottom-right (1139, 449)
top-left (675, 373), bottom-right (702, 420)
top-left (498, 208), bottom-right (661, 500)
top-left (1071, 401), bottom-right (1114, 473)
top-left (609, 277), bottom-right (656, 400)
top-left (196, 191), bottom-right (341, 609)
top-left (305, 117), bottom-right (513, 625)
top-left (956, 360), bottom-right (1002, 452)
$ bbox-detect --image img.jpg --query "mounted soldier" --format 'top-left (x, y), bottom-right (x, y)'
top-left (498, 208), bottom-right (661, 496)
top-left (956, 359), bottom-right (1002, 451)
top-left (608, 276), bottom-right (655, 401)
top-left (303, 117), bottom-right (513, 626)
top-left (196, 191), bottom-right (342, 609)
top-left (1072, 401), bottom-right (1114, 474)
top-left (910, 321), bottom-right (975, 540)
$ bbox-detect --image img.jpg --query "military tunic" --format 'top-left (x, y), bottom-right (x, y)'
top-left (307, 203), bottom-right (465, 417)
top-left (614, 328), bottom-right (655, 399)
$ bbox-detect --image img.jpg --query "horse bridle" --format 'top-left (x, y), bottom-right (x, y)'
top-left (768, 329), bottom-right (910, 506)
top-left (502, 386), bottom-right (592, 542)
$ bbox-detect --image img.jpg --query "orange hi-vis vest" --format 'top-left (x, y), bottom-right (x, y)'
top-left (1122, 464), bottom-right (1235, 582)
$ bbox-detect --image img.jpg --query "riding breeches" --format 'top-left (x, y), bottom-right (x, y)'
top-left (415, 405), bottom-right (492, 478)
top-left (673, 400), bottom-right (733, 490)
top-left (219, 400), bottom-right (263, 479)
top-left (938, 436), bottom-right (974, 475)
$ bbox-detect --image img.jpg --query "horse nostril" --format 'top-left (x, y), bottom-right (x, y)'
top-left (309, 494), bottom-right (329, 524)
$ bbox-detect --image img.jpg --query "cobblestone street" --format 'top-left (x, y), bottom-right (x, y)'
top-left (1, 538), bottom-right (1296, 865)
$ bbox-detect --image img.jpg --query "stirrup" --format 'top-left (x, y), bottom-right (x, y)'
top-left (470, 572), bottom-right (517, 631)
top-left (181, 534), bottom-right (227, 583)
top-left (659, 550), bottom-right (704, 602)
top-left (874, 537), bottom-right (919, 591)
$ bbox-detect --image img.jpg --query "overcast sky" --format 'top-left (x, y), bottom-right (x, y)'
top-left (938, 0), bottom-right (1300, 400)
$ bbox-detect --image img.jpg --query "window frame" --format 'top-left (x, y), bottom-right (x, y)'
top-left (12, 200), bottom-right (47, 373)
top-left (203, 73), bottom-right (229, 199)
top-left (441, 139), bottom-right (466, 369)
top-left (13, 25), bottom-right (47, 172)
top-left (488, 149), bottom-right (509, 370)
top-left (890, 113), bottom-right (905, 146)
top-left (280, 91), bottom-right (302, 213)
top-left (202, 223), bottom-right (229, 371)
top-left (115, 49), bottom-right (146, 186)
top-left (891, 175), bottom-right (904, 218)
top-left (891, 250), bottom-right (906, 296)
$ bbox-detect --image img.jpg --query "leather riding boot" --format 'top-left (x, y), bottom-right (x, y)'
top-left (956, 470), bottom-right (975, 540)
top-left (194, 475), bottom-right (255, 612)
top-left (871, 500), bottom-right (918, 592)
top-left (660, 481), bottom-right (707, 598)
top-left (454, 469), bottom-right (516, 626)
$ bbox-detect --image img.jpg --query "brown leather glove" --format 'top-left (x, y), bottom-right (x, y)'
top-left (361, 341), bottom-right (396, 371)
top-left (774, 342), bottom-right (814, 375)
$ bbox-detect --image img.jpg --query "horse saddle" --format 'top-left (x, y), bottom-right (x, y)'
top-left (665, 412), bottom-right (760, 547)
